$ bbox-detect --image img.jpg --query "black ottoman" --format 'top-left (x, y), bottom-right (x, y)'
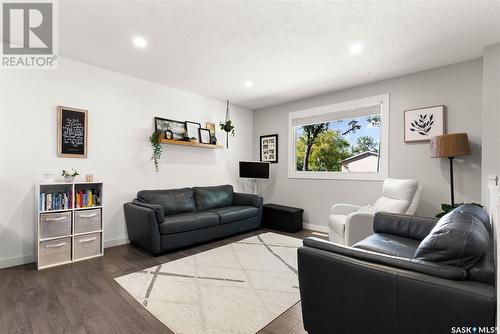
top-left (263, 203), bottom-right (304, 233)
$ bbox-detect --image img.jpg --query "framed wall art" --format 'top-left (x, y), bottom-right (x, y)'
top-left (404, 105), bottom-right (446, 143)
top-left (155, 117), bottom-right (186, 140)
top-left (57, 106), bottom-right (88, 158)
top-left (199, 128), bottom-right (211, 144)
top-left (186, 121), bottom-right (201, 141)
top-left (260, 134), bottom-right (278, 163)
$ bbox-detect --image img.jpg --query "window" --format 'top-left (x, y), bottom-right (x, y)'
top-left (288, 94), bottom-right (389, 180)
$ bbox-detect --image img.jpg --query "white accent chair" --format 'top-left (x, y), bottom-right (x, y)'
top-left (328, 178), bottom-right (423, 246)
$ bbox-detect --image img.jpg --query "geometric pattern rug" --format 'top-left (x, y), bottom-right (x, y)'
top-left (114, 232), bottom-right (303, 334)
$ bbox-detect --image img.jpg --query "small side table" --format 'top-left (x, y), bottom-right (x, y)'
top-left (263, 203), bottom-right (304, 233)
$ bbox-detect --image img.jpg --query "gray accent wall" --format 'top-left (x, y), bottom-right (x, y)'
top-left (253, 59), bottom-right (483, 229)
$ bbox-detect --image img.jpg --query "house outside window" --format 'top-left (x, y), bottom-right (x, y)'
top-left (288, 94), bottom-right (389, 180)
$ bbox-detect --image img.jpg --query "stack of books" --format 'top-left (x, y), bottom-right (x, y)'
top-left (40, 191), bottom-right (72, 211)
top-left (75, 189), bottom-right (102, 208)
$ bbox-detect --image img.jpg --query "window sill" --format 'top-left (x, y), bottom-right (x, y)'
top-left (288, 171), bottom-right (387, 181)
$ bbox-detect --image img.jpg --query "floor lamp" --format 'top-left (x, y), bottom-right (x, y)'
top-left (430, 133), bottom-right (471, 207)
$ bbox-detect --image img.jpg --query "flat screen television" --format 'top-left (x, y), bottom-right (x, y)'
top-left (239, 161), bottom-right (270, 179)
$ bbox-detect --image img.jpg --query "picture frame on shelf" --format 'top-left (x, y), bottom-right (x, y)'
top-left (206, 122), bottom-right (217, 144)
top-left (199, 128), bottom-right (211, 144)
top-left (154, 117), bottom-right (186, 140)
top-left (186, 121), bottom-right (201, 141)
top-left (164, 130), bottom-right (174, 140)
top-left (57, 106), bottom-right (88, 158)
top-left (260, 134), bottom-right (278, 163)
top-left (404, 105), bottom-right (446, 143)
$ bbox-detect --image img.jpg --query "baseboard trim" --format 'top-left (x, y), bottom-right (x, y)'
top-left (303, 223), bottom-right (329, 233)
top-left (103, 237), bottom-right (129, 248)
top-left (0, 253), bottom-right (35, 269)
top-left (0, 237), bottom-right (130, 269)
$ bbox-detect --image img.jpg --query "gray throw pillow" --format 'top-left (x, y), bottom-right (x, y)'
top-left (414, 205), bottom-right (489, 269)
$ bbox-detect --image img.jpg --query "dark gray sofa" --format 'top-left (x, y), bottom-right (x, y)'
top-left (298, 205), bottom-right (496, 334)
top-left (124, 185), bottom-right (263, 255)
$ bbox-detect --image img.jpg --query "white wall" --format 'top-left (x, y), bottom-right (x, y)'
top-left (481, 43), bottom-right (500, 204)
top-left (0, 58), bottom-right (253, 268)
top-left (253, 59), bottom-right (483, 230)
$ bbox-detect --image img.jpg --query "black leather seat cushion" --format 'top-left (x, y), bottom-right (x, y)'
top-left (137, 188), bottom-right (196, 215)
top-left (414, 204), bottom-right (489, 269)
top-left (194, 185), bottom-right (234, 211)
top-left (353, 233), bottom-right (421, 258)
top-left (159, 211), bottom-right (219, 235)
top-left (209, 206), bottom-right (259, 225)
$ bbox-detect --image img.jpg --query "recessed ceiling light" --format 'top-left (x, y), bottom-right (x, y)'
top-left (244, 81), bottom-right (254, 88)
top-left (133, 36), bottom-right (147, 49)
top-left (349, 43), bottom-right (363, 54)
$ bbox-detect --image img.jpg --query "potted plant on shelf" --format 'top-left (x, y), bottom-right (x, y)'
top-left (149, 130), bottom-right (163, 172)
top-left (219, 100), bottom-right (235, 149)
top-left (62, 169), bottom-right (79, 182)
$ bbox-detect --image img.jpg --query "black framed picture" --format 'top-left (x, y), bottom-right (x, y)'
top-left (57, 106), bottom-right (88, 158)
top-left (186, 121), bottom-right (201, 141)
top-left (199, 128), bottom-right (211, 144)
top-left (260, 134), bottom-right (278, 163)
top-left (154, 117), bottom-right (186, 140)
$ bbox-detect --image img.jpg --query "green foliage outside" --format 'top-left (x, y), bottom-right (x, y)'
top-left (296, 130), bottom-right (350, 171)
top-left (296, 115), bottom-right (381, 172)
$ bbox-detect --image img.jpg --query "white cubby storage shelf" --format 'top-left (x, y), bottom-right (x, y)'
top-left (35, 181), bottom-right (103, 270)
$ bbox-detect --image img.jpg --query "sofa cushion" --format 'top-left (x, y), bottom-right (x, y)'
top-left (137, 188), bottom-right (196, 215)
top-left (414, 204), bottom-right (489, 269)
top-left (353, 233), bottom-right (421, 258)
top-left (159, 211), bottom-right (219, 235)
top-left (194, 185), bottom-right (234, 211)
top-left (209, 206), bottom-right (259, 225)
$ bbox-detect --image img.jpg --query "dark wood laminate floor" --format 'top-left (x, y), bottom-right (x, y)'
top-left (0, 229), bottom-right (327, 334)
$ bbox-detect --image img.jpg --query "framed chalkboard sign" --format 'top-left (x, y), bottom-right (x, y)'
top-left (57, 106), bottom-right (88, 158)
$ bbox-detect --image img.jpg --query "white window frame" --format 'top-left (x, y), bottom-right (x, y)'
top-left (288, 94), bottom-right (389, 181)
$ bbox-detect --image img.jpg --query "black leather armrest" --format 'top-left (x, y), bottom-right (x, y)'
top-left (298, 241), bottom-right (496, 334)
top-left (373, 212), bottom-right (438, 241)
top-left (132, 200), bottom-right (164, 222)
top-left (303, 237), bottom-right (466, 280)
top-left (123, 202), bottom-right (161, 255)
top-left (233, 192), bottom-right (263, 208)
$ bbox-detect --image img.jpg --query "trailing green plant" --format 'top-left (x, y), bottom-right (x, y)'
top-left (61, 169), bottom-right (79, 177)
top-left (149, 131), bottom-right (163, 172)
top-left (435, 202), bottom-right (483, 218)
top-left (220, 100), bottom-right (235, 148)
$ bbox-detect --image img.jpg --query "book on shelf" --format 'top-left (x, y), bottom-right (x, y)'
top-left (75, 189), bottom-right (101, 208)
top-left (39, 188), bottom-right (101, 211)
top-left (40, 190), bottom-right (72, 211)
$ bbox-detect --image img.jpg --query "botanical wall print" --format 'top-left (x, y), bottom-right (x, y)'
top-left (404, 105), bottom-right (446, 142)
top-left (57, 106), bottom-right (88, 158)
top-left (260, 134), bottom-right (278, 163)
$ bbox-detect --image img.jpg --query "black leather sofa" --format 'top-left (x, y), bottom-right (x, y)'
top-left (298, 205), bottom-right (496, 334)
top-left (123, 185), bottom-right (263, 255)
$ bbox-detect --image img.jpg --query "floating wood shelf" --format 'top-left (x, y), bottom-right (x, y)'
top-left (160, 139), bottom-right (224, 149)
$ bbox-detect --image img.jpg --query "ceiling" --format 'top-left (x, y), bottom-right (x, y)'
top-left (59, 1), bottom-right (500, 110)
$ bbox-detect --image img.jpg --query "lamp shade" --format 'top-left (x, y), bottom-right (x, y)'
top-left (430, 133), bottom-right (471, 158)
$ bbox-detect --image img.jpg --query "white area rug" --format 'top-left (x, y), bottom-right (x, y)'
top-left (115, 233), bottom-right (302, 334)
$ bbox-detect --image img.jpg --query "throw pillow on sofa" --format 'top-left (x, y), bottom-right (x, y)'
top-left (414, 204), bottom-right (489, 269)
